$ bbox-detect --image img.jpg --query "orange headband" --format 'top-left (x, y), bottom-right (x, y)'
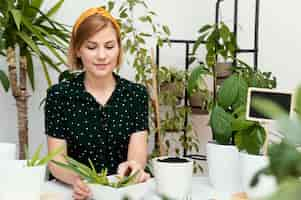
top-left (73, 7), bottom-right (120, 34)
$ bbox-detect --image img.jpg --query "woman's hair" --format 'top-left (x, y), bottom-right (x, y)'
top-left (68, 12), bottom-right (123, 70)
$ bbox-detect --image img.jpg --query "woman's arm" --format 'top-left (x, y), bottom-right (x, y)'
top-left (47, 136), bottom-right (78, 184)
top-left (47, 136), bottom-right (91, 199)
top-left (117, 131), bottom-right (150, 182)
top-left (127, 131), bottom-right (148, 167)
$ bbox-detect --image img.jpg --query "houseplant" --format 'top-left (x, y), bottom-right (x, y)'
top-left (0, 144), bottom-right (64, 200)
top-left (52, 156), bottom-right (153, 200)
top-left (187, 63), bottom-right (212, 114)
top-left (207, 64), bottom-right (276, 194)
top-left (0, 0), bottom-right (69, 159)
top-left (249, 87), bottom-right (301, 200)
top-left (189, 21), bottom-right (237, 104)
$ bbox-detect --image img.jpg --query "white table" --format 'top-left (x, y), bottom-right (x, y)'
top-left (42, 176), bottom-right (237, 200)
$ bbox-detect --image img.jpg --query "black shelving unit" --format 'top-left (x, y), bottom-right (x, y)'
top-left (216, 0), bottom-right (260, 69)
top-left (155, 0), bottom-right (260, 160)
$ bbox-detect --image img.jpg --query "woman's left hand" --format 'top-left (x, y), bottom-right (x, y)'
top-left (117, 160), bottom-right (150, 183)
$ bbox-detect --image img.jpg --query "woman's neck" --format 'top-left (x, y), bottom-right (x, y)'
top-left (84, 72), bottom-right (116, 92)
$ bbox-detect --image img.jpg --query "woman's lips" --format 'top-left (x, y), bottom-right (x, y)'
top-left (94, 63), bottom-right (108, 70)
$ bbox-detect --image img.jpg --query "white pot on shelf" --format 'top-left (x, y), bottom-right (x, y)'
top-left (239, 152), bottom-right (276, 199)
top-left (0, 160), bottom-right (47, 200)
top-left (206, 142), bottom-right (242, 195)
top-left (152, 156), bottom-right (193, 200)
top-left (0, 142), bottom-right (17, 160)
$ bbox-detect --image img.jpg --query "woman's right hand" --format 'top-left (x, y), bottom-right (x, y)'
top-left (72, 176), bottom-right (92, 200)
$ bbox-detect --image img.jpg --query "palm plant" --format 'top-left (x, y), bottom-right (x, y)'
top-left (0, 0), bottom-right (69, 159)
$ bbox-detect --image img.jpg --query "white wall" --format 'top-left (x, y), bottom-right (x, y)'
top-left (1, 0), bottom-right (301, 155)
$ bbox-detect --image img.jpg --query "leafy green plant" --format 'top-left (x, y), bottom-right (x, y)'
top-left (52, 156), bottom-right (138, 188)
top-left (248, 86), bottom-right (301, 200)
top-left (0, 0), bottom-right (69, 159)
top-left (25, 144), bottom-right (65, 167)
top-left (209, 64), bottom-right (276, 154)
top-left (189, 22), bottom-right (237, 104)
top-left (102, 0), bottom-right (170, 83)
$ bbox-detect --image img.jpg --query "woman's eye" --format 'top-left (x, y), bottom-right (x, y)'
top-left (106, 46), bottom-right (114, 49)
top-left (87, 46), bottom-right (96, 50)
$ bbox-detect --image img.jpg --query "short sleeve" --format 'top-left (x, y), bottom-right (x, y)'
top-left (44, 87), bottom-right (67, 139)
top-left (131, 85), bottom-right (149, 133)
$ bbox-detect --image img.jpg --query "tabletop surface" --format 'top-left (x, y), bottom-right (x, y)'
top-left (42, 176), bottom-right (247, 200)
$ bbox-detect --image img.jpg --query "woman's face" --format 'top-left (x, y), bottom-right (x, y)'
top-left (77, 24), bottom-right (120, 78)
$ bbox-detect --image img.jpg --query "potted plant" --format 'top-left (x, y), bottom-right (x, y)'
top-left (206, 64), bottom-right (276, 195)
top-left (241, 88), bottom-right (301, 200)
top-left (0, 0), bottom-right (69, 159)
top-left (52, 156), bottom-right (152, 200)
top-left (189, 21), bottom-right (237, 105)
top-left (152, 156), bottom-right (193, 199)
top-left (187, 64), bottom-right (213, 114)
top-left (0, 144), bottom-right (64, 200)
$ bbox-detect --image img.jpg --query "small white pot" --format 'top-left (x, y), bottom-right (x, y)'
top-left (239, 152), bottom-right (276, 199)
top-left (152, 156), bottom-right (193, 200)
top-left (89, 176), bottom-right (153, 200)
top-left (0, 143), bottom-right (17, 160)
top-left (206, 142), bottom-right (242, 194)
top-left (0, 160), bottom-right (46, 200)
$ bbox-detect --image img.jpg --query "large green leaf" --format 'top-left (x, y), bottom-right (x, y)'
top-left (235, 125), bottom-right (265, 154)
top-left (16, 31), bottom-right (41, 56)
top-left (40, 58), bottom-right (52, 86)
top-left (24, 48), bottom-right (35, 90)
top-left (217, 74), bottom-right (239, 109)
top-left (22, 16), bottom-right (66, 64)
top-left (44, 0), bottom-right (64, 18)
top-left (232, 76), bottom-right (248, 110)
top-left (231, 117), bottom-right (254, 131)
top-left (10, 9), bottom-right (22, 31)
top-left (210, 105), bottom-right (233, 144)
top-left (0, 69), bottom-right (10, 91)
top-left (294, 85), bottom-right (301, 120)
top-left (187, 64), bottom-right (207, 96)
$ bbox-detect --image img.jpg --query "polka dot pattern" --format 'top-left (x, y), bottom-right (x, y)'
top-left (45, 72), bottom-right (149, 175)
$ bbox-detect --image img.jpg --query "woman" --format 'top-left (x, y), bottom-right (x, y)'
top-left (45, 7), bottom-right (150, 200)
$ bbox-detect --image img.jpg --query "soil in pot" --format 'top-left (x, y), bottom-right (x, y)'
top-left (157, 157), bottom-right (189, 163)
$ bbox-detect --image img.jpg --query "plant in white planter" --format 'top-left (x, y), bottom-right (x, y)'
top-left (152, 156), bottom-right (193, 200)
top-left (0, 144), bottom-right (64, 200)
top-left (52, 156), bottom-right (152, 200)
top-left (249, 89), bottom-right (301, 200)
top-left (207, 64), bottom-right (276, 195)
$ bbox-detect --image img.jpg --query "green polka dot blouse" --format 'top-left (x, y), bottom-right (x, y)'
top-left (45, 72), bottom-right (149, 175)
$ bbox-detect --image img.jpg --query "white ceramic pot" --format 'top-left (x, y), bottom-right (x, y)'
top-left (0, 142), bottom-right (17, 160)
top-left (239, 152), bottom-right (276, 199)
top-left (89, 176), bottom-right (154, 200)
top-left (206, 142), bottom-right (242, 194)
top-left (0, 160), bottom-right (46, 200)
top-left (152, 156), bottom-right (193, 199)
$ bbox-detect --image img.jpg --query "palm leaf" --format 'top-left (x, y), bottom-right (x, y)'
top-left (22, 16), bottom-right (66, 64)
top-left (40, 58), bottom-right (52, 86)
top-left (10, 9), bottom-right (22, 31)
top-left (24, 48), bottom-right (35, 90)
top-left (0, 69), bottom-right (10, 91)
top-left (44, 0), bottom-right (64, 18)
top-left (16, 31), bottom-right (41, 56)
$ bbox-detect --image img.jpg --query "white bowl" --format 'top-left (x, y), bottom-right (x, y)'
top-left (89, 175), bottom-right (154, 200)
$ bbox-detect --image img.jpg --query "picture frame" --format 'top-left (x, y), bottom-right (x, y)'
top-left (246, 87), bottom-right (294, 122)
